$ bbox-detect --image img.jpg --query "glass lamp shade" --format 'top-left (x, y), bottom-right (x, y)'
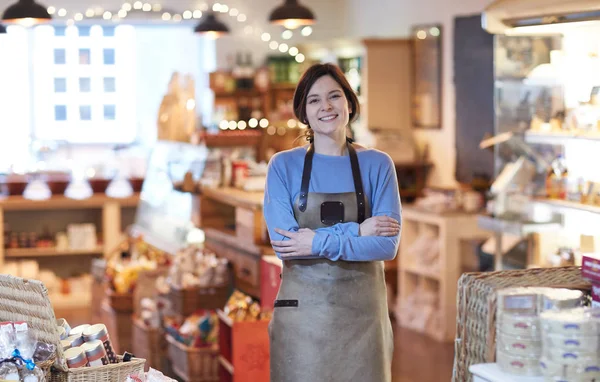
top-left (269, 0), bottom-right (315, 30)
top-left (23, 178), bottom-right (51, 200)
top-left (64, 179), bottom-right (93, 200)
top-left (106, 177), bottom-right (133, 198)
top-left (2, 0), bottom-right (52, 26)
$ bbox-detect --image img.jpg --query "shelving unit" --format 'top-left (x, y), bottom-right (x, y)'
top-left (0, 193), bottom-right (140, 267)
top-left (396, 206), bottom-right (489, 342)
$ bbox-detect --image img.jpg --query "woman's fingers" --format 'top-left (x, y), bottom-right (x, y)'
top-left (273, 245), bottom-right (296, 253)
top-left (271, 240), bottom-right (294, 247)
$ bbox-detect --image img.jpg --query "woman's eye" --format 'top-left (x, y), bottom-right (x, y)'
top-left (331, 94), bottom-right (341, 99)
top-left (309, 99), bottom-right (319, 104)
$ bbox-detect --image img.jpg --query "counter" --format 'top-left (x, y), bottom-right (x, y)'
top-left (199, 187), bottom-right (274, 299)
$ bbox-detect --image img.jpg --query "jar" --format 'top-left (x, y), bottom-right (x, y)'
top-left (57, 327), bottom-right (67, 341)
top-left (81, 340), bottom-right (109, 367)
top-left (64, 347), bottom-right (89, 369)
top-left (65, 334), bottom-right (84, 348)
top-left (69, 324), bottom-right (90, 338)
top-left (60, 340), bottom-right (72, 351)
top-left (83, 324), bottom-right (117, 363)
top-left (56, 318), bottom-right (71, 337)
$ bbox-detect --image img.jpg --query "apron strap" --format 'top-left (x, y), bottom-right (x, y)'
top-left (298, 144), bottom-right (314, 212)
top-left (347, 142), bottom-right (366, 223)
top-left (298, 139), bottom-right (366, 224)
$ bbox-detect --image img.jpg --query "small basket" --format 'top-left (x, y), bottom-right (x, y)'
top-left (105, 288), bottom-right (134, 313)
top-left (169, 286), bottom-right (201, 317)
top-left (50, 356), bottom-right (145, 382)
top-left (132, 318), bottom-right (164, 371)
top-left (166, 334), bottom-right (219, 382)
top-left (452, 266), bottom-right (590, 382)
top-left (170, 283), bottom-right (231, 317)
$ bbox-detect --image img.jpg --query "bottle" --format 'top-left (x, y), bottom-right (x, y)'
top-left (244, 52), bottom-right (255, 89)
top-left (232, 52), bottom-right (244, 89)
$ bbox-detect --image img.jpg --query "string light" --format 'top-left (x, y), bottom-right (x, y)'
top-left (40, 1), bottom-right (309, 64)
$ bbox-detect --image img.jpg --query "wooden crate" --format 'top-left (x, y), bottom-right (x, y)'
top-left (166, 334), bottom-right (219, 382)
top-left (132, 318), bottom-right (164, 372)
top-left (217, 310), bottom-right (270, 382)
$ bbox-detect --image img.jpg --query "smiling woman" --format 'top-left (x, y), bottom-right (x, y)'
top-left (263, 63), bottom-right (402, 382)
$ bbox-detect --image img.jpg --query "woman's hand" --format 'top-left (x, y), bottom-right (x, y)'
top-left (271, 228), bottom-right (316, 258)
top-left (359, 216), bottom-right (400, 237)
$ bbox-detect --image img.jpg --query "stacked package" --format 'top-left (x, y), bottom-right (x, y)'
top-left (496, 287), bottom-right (583, 376)
top-left (540, 308), bottom-right (600, 381)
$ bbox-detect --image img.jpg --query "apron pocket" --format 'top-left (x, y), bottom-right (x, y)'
top-left (274, 299), bottom-right (298, 308)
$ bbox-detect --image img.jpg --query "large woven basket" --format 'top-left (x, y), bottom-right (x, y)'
top-left (0, 274), bottom-right (66, 369)
top-left (452, 266), bottom-right (590, 382)
top-left (0, 274), bottom-right (146, 380)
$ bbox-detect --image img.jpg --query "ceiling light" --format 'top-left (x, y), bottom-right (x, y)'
top-left (2, 0), bottom-right (52, 25)
top-left (269, 0), bottom-right (315, 30)
top-left (194, 12), bottom-right (229, 39)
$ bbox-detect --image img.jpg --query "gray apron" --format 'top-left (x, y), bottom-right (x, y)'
top-left (269, 141), bottom-right (394, 382)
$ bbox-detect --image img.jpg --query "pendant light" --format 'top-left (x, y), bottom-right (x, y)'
top-left (2, 0), bottom-right (51, 26)
top-left (194, 12), bottom-right (229, 39)
top-left (269, 0), bottom-right (315, 30)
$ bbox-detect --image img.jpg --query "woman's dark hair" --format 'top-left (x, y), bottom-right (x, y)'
top-left (292, 63), bottom-right (360, 142)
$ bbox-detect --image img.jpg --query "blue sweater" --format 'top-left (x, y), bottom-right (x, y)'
top-left (263, 145), bottom-right (402, 262)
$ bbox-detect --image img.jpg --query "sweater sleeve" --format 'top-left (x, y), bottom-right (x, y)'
top-left (263, 155), bottom-right (360, 260)
top-left (310, 154), bottom-right (402, 261)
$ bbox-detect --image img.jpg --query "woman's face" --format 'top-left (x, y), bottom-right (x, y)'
top-left (305, 75), bottom-right (350, 139)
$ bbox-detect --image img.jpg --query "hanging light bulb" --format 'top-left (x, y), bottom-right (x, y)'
top-left (194, 12), bottom-right (229, 38)
top-left (2, 0), bottom-right (52, 26)
top-left (268, 0), bottom-right (315, 30)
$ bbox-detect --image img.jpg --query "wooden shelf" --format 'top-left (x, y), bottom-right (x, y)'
top-left (534, 198), bottom-right (600, 215)
top-left (524, 131), bottom-right (600, 145)
top-left (0, 193), bottom-right (140, 211)
top-left (200, 187), bottom-right (263, 211)
top-left (5, 246), bottom-right (104, 258)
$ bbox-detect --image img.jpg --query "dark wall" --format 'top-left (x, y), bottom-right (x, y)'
top-left (454, 14), bottom-right (495, 183)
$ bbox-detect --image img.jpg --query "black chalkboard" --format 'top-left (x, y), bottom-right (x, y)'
top-left (454, 14), bottom-right (495, 183)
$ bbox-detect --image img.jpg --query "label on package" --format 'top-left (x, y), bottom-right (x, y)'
top-left (582, 255), bottom-right (600, 283)
top-left (503, 294), bottom-right (537, 314)
top-left (591, 284), bottom-right (600, 308)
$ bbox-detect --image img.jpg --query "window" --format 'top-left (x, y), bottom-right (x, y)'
top-left (32, 24), bottom-right (136, 143)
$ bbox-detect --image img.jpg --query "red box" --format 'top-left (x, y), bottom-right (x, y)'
top-left (581, 254), bottom-right (600, 283)
top-left (217, 310), bottom-right (270, 382)
top-left (260, 256), bottom-right (282, 310)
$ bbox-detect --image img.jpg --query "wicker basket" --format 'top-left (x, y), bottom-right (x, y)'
top-left (452, 266), bottom-right (590, 382)
top-left (50, 355), bottom-right (145, 382)
top-left (132, 318), bottom-right (164, 372)
top-left (166, 334), bottom-right (219, 382)
top-left (0, 274), bottom-right (147, 380)
top-left (170, 284), bottom-right (231, 317)
top-left (105, 288), bottom-right (134, 313)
